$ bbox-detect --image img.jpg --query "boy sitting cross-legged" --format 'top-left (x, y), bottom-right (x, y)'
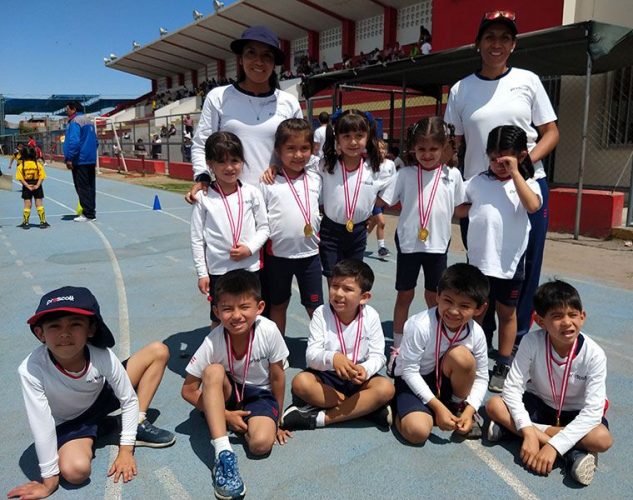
top-left (282, 259), bottom-right (395, 431)
top-left (393, 263), bottom-right (490, 443)
top-left (181, 270), bottom-right (290, 500)
top-left (486, 280), bottom-right (613, 486)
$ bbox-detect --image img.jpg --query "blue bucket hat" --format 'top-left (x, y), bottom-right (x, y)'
top-left (230, 26), bottom-right (285, 65)
top-left (27, 286), bottom-right (116, 348)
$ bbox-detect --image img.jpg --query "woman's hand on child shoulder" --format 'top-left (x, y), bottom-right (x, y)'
top-left (7, 476), bottom-right (59, 500)
top-left (108, 445), bottom-right (137, 483)
top-left (185, 181), bottom-right (209, 204)
top-left (259, 165), bottom-right (278, 185)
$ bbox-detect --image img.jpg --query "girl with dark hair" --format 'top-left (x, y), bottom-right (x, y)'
top-left (16, 146), bottom-right (50, 229)
top-left (461, 125), bottom-right (542, 392)
top-left (188, 26), bottom-right (302, 198)
top-left (319, 109), bottom-right (392, 279)
top-left (380, 116), bottom-right (466, 376)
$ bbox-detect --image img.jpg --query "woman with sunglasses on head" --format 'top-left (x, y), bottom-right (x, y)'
top-left (186, 26), bottom-right (303, 201)
top-left (444, 11), bottom-right (559, 385)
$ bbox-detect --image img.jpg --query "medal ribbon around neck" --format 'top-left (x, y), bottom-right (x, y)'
top-left (434, 316), bottom-right (466, 398)
top-left (417, 165), bottom-right (442, 240)
top-left (545, 333), bottom-right (578, 426)
top-left (333, 306), bottom-right (364, 364)
top-left (225, 327), bottom-right (255, 405)
top-left (217, 183), bottom-right (244, 247)
top-left (341, 158), bottom-right (364, 229)
top-left (280, 169), bottom-right (312, 236)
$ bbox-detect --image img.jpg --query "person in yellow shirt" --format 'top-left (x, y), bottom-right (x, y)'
top-left (16, 147), bottom-right (49, 229)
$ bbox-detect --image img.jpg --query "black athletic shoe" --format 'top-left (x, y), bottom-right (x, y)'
top-left (40, 221), bottom-right (50, 229)
top-left (19, 222), bottom-right (30, 230)
top-left (488, 362), bottom-right (510, 393)
top-left (281, 405), bottom-right (318, 431)
top-left (366, 404), bottom-right (393, 430)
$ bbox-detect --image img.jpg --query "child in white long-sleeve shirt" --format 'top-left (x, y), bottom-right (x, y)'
top-left (486, 280), bottom-right (612, 486)
top-left (282, 259), bottom-right (395, 431)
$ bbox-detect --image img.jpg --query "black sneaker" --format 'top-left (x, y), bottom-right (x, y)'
top-left (136, 419), bottom-right (176, 448)
top-left (366, 404), bottom-right (393, 430)
top-left (486, 420), bottom-right (510, 442)
top-left (566, 449), bottom-right (598, 486)
top-left (282, 405), bottom-right (318, 431)
top-left (488, 362), bottom-right (510, 393)
top-left (40, 221), bottom-right (50, 229)
top-left (447, 401), bottom-right (483, 439)
top-left (19, 222), bottom-right (30, 230)
top-left (377, 247), bottom-right (391, 258)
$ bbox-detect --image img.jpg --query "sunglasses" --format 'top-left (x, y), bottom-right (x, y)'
top-left (483, 10), bottom-right (516, 21)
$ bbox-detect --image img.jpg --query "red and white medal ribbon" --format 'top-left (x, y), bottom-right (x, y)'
top-left (334, 306), bottom-right (364, 364)
top-left (217, 183), bottom-right (244, 247)
top-left (417, 164), bottom-right (442, 238)
top-left (225, 328), bottom-right (255, 405)
top-left (280, 169), bottom-right (312, 233)
top-left (434, 316), bottom-right (466, 397)
top-left (545, 334), bottom-right (578, 426)
top-left (341, 159), bottom-right (364, 226)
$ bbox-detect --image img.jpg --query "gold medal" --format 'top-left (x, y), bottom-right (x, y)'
top-left (346, 219), bottom-right (354, 233)
top-left (418, 227), bottom-right (429, 241)
top-left (303, 223), bottom-right (313, 237)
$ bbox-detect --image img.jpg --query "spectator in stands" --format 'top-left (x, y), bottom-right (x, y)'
top-left (168, 123), bottom-right (177, 137)
top-left (63, 101), bottom-right (98, 222)
top-left (181, 133), bottom-right (192, 163)
top-left (151, 134), bottom-right (162, 160)
top-left (392, 42), bottom-right (405, 60)
top-left (134, 138), bottom-right (146, 154)
top-left (313, 112), bottom-right (329, 158)
top-left (187, 25), bottom-right (302, 200)
top-left (387, 146), bottom-right (405, 170)
top-left (184, 115), bottom-right (194, 136)
top-left (321, 61), bottom-right (329, 72)
top-left (159, 125), bottom-right (168, 138)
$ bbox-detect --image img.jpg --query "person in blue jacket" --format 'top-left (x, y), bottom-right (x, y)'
top-left (64, 101), bottom-right (98, 221)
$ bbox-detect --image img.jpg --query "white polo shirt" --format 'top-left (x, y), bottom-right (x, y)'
top-left (306, 304), bottom-right (386, 379)
top-left (313, 124), bottom-right (328, 158)
top-left (321, 159), bottom-right (393, 224)
top-left (191, 182), bottom-right (269, 276)
top-left (381, 164), bottom-right (465, 254)
top-left (465, 173), bottom-right (542, 279)
top-left (18, 345), bottom-right (139, 478)
top-left (259, 168), bottom-right (322, 259)
top-left (192, 84), bottom-right (303, 186)
top-left (503, 330), bottom-right (607, 455)
top-left (186, 316), bottom-right (289, 390)
top-left (444, 68), bottom-right (558, 180)
top-left (395, 307), bottom-right (489, 410)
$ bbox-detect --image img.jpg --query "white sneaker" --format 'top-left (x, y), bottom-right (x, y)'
top-left (74, 215), bottom-right (88, 222)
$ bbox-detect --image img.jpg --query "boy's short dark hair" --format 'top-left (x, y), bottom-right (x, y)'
top-left (214, 270), bottom-right (262, 302)
top-left (331, 259), bottom-right (374, 293)
top-left (437, 263), bottom-right (489, 307)
top-left (318, 111), bottom-right (330, 124)
top-left (533, 280), bottom-right (583, 317)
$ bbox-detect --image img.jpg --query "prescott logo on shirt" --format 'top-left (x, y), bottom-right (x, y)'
top-left (46, 295), bottom-right (75, 306)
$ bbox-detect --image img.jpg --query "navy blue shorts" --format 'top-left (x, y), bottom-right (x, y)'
top-left (395, 234), bottom-right (448, 292)
top-left (263, 254), bottom-right (323, 309)
top-left (487, 276), bottom-right (523, 307)
top-left (523, 392), bottom-right (609, 428)
top-left (208, 271), bottom-right (260, 322)
top-left (372, 206), bottom-right (384, 216)
top-left (225, 375), bottom-right (280, 425)
top-left (305, 368), bottom-right (383, 398)
top-left (319, 215), bottom-right (367, 278)
top-left (394, 370), bottom-right (453, 420)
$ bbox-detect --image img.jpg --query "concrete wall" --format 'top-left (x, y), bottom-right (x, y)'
top-left (564, 0), bottom-right (633, 27)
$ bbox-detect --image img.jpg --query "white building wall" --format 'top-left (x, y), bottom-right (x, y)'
top-left (356, 14), bottom-right (384, 55)
top-left (397, 1), bottom-right (433, 46)
top-left (320, 26), bottom-right (342, 65)
top-left (291, 36), bottom-right (308, 69)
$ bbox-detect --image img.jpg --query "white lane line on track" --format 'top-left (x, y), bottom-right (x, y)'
top-left (464, 440), bottom-right (539, 500)
top-left (15, 259), bottom-right (24, 267)
top-left (46, 175), bottom-right (191, 224)
top-left (9, 249), bottom-right (17, 256)
top-left (148, 246), bottom-right (159, 253)
top-left (32, 285), bottom-right (44, 296)
top-left (166, 255), bottom-right (180, 263)
top-left (154, 467), bottom-right (192, 500)
top-left (23, 271), bottom-right (33, 279)
top-left (43, 195), bottom-right (130, 500)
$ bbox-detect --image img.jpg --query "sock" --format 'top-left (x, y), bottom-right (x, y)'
top-left (37, 206), bottom-right (46, 223)
top-left (497, 355), bottom-right (513, 367)
top-left (212, 435), bottom-right (232, 460)
top-left (23, 208), bottom-right (31, 223)
top-left (450, 394), bottom-right (464, 404)
top-left (378, 239), bottom-right (385, 249)
top-left (393, 333), bottom-right (403, 349)
top-left (316, 411), bottom-right (326, 428)
top-left (138, 411), bottom-right (147, 424)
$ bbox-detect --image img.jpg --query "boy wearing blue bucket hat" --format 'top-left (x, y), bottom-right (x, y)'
top-left (8, 286), bottom-right (175, 499)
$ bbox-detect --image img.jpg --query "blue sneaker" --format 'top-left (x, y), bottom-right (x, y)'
top-left (212, 450), bottom-right (245, 499)
top-left (136, 419), bottom-right (176, 448)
